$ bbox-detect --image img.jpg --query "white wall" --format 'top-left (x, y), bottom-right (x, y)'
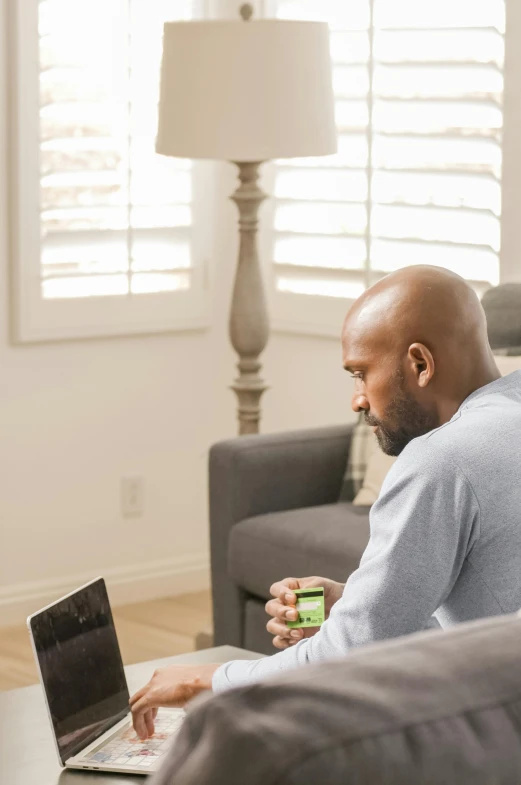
top-left (263, 333), bottom-right (354, 432)
top-left (0, 0), bottom-right (354, 627)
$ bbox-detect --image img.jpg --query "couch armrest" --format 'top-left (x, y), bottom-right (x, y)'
top-left (209, 424), bottom-right (355, 523)
top-left (209, 424), bottom-right (354, 646)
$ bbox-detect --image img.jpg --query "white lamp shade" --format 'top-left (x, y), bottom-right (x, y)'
top-left (156, 20), bottom-right (337, 162)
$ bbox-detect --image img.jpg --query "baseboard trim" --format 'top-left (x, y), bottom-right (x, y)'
top-left (0, 553), bottom-right (210, 628)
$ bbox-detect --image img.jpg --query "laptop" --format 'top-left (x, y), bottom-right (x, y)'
top-left (27, 577), bottom-right (185, 774)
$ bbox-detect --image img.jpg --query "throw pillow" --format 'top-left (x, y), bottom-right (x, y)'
top-left (352, 445), bottom-right (396, 506)
top-left (493, 354), bottom-right (521, 375)
top-left (338, 413), bottom-right (374, 502)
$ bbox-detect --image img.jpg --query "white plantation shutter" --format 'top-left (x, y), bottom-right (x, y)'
top-left (270, 0), bottom-right (505, 331)
top-left (11, 0), bottom-right (208, 341)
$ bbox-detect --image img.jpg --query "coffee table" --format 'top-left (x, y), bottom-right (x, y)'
top-left (0, 645), bottom-right (263, 785)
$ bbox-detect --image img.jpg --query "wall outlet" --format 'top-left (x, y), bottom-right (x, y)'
top-left (121, 476), bottom-right (145, 518)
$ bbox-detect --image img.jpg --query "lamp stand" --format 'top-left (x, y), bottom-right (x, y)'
top-left (228, 161), bottom-right (269, 435)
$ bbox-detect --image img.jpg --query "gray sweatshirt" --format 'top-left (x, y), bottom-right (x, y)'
top-left (213, 370), bottom-right (521, 692)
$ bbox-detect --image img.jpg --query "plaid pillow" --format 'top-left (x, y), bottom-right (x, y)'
top-left (338, 413), bottom-right (373, 502)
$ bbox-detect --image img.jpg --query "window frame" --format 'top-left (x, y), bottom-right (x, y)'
top-left (264, 0), bottom-right (521, 339)
top-left (500, 0), bottom-right (521, 285)
top-left (8, 0), bottom-right (211, 344)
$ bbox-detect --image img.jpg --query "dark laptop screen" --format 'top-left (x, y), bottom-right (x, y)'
top-left (29, 578), bottom-right (129, 764)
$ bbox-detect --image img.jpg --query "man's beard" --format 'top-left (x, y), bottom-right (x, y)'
top-left (365, 381), bottom-right (438, 457)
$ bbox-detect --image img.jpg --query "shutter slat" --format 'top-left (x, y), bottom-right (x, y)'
top-left (374, 26), bottom-right (504, 34)
top-left (373, 0), bottom-right (505, 31)
top-left (275, 234), bottom-right (367, 269)
top-left (41, 272), bottom-right (190, 300)
top-left (275, 169), bottom-right (368, 202)
top-left (374, 130), bottom-right (501, 140)
top-left (277, 0), bottom-right (370, 30)
top-left (372, 204), bottom-right (500, 249)
top-left (275, 202), bottom-right (367, 236)
top-left (276, 265), bottom-right (366, 299)
top-left (370, 238), bottom-right (499, 286)
top-left (40, 206), bottom-right (191, 233)
top-left (374, 29), bottom-right (503, 64)
top-left (277, 165), bottom-right (498, 182)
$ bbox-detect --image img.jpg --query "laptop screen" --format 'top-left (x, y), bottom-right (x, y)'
top-left (29, 578), bottom-right (129, 764)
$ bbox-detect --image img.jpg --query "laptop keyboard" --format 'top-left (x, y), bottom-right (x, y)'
top-left (82, 709), bottom-right (184, 769)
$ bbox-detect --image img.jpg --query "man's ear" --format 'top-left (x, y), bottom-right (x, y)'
top-left (408, 343), bottom-right (434, 388)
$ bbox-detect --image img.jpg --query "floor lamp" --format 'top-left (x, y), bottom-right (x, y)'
top-left (157, 4), bottom-right (336, 435)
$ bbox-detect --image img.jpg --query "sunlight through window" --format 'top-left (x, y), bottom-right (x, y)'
top-left (38, 0), bottom-right (195, 300)
top-left (273, 0), bottom-right (505, 298)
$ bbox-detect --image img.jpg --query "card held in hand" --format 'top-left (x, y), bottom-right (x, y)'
top-left (286, 587), bottom-right (325, 629)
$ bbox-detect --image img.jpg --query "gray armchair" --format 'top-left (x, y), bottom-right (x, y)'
top-left (209, 424), bottom-right (371, 653)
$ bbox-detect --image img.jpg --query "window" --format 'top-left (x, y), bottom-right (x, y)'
top-left (10, 0), bottom-right (209, 342)
top-left (268, 0), bottom-right (505, 335)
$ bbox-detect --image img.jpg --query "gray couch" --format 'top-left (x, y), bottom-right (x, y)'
top-left (209, 424), bottom-right (370, 654)
top-left (151, 612), bottom-right (521, 785)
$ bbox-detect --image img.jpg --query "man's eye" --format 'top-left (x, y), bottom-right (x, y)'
top-left (350, 373), bottom-right (364, 381)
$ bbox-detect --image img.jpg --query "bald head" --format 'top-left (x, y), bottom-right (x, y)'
top-left (342, 265), bottom-right (500, 455)
top-left (344, 265), bottom-right (489, 368)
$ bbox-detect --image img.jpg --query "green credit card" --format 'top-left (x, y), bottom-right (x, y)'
top-left (286, 587), bottom-right (325, 629)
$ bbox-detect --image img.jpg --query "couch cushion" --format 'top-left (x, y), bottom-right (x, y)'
top-left (228, 502), bottom-right (370, 600)
top-left (150, 613), bottom-right (521, 785)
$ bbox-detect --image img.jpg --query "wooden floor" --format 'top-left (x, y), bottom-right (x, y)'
top-left (0, 590), bottom-right (212, 692)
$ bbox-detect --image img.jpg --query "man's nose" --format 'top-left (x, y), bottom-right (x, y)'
top-left (352, 392), bottom-right (369, 413)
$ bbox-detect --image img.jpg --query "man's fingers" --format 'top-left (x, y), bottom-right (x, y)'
top-left (281, 589), bottom-right (297, 605)
top-left (131, 695), bottom-right (150, 717)
top-left (272, 634), bottom-right (301, 650)
top-left (269, 578), bottom-right (299, 601)
top-left (267, 618), bottom-right (303, 640)
top-left (135, 717), bottom-right (148, 740)
top-left (265, 598), bottom-right (298, 622)
top-left (266, 618), bottom-right (290, 638)
top-left (129, 686), bottom-right (147, 707)
top-left (131, 697), bottom-right (151, 740)
top-left (144, 710), bottom-right (156, 739)
top-left (264, 598), bottom-right (279, 617)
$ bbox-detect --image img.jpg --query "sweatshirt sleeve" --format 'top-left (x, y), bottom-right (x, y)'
top-left (212, 438), bottom-right (481, 692)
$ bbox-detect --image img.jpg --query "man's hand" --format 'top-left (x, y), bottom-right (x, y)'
top-left (129, 663), bottom-right (218, 740)
top-left (265, 576), bottom-right (344, 650)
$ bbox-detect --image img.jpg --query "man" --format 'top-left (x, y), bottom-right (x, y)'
top-left (130, 265), bottom-right (521, 740)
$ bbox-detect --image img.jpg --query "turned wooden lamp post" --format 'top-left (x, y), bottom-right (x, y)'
top-left (157, 4), bottom-right (336, 435)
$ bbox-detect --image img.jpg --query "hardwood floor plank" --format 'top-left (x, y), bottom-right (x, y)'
top-left (115, 596), bottom-right (211, 639)
top-left (181, 590), bottom-right (213, 615)
top-left (114, 617), bottom-right (195, 665)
